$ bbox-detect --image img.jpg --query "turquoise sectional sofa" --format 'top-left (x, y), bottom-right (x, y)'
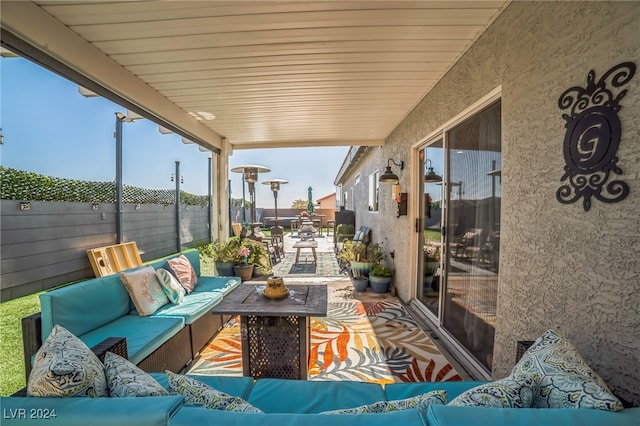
top-left (2, 375), bottom-right (639, 425)
top-left (21, 249), bottom-right (240, 378)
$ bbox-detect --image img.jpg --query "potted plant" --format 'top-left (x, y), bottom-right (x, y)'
top-left (368, 264), bottom-right (393, 293)
top-left (240, 237), bottom-right (271, 276)
top-left (423, 244), bottom-right (441, 273)
top-left (339, 240), bottom-right (385, 277)
top-left (198, 239), bottom-right (239, 276)
top-left (351, 275), bottom-right (369, 292)
top-left (233, 246), bottom-right (254, 281)
top-left (423, 263), bottom-right (436, 287)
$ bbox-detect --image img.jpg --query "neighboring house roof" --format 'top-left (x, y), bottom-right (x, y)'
top-left (317, 193), bottom-right (336, 203)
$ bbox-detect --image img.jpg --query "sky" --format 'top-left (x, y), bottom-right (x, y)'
top-left (0, 56), bottom-right (348, 208)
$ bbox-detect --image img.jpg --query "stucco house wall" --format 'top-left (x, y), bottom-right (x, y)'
top-left (338, 1), bottom-right (640, 404)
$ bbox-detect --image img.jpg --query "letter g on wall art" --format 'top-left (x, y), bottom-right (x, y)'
top-left (556, 61), bottom-right (636, 211)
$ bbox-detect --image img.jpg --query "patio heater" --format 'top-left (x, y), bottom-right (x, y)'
top-left (262, 179), bottom-right (288, 226)
top-left (230, 165), bottom-right (271, 224)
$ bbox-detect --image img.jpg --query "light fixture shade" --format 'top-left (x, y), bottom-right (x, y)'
top-left (424, 167), bottom-right (443, 183)
top-left (379, 166), bottom-right (400, 183)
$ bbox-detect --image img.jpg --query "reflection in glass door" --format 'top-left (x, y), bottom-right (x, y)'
top-left (415, 100), bottom-right (501, 373)
top-left (443, 101), bottom-right (501, 372)
top-left (417, 142), bottom-right (444, 316)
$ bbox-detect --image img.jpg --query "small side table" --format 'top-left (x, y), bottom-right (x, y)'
top-left (211, 284), bottom-right (327, 380)
top-left (293, 240), bottom-right (318, 265)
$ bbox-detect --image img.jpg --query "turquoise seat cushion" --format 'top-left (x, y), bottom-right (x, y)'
top-left (385, 381), bottom-right (486, 402)
top-left (247, 379), bottom-right (386, 413)
top-left (169, 408), bottom-right (424, 426)
top-left (152, 292), bottom-right (222, 324)
top-left (191, 276), bottom-right (241, 296)
top-left (150, 373), bottom-right (255, 400)
top-left (79, 315), bottom-right (184, 365)
top-left (0, 395), bottom-right (183, 426)
top-left (426, 405), bottom-right (640, 426)
top-left (39, 274), bottom-right (130, 342)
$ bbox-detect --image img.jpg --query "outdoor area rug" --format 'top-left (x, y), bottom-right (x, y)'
top-left (188, 283), bottom-right (462, 384)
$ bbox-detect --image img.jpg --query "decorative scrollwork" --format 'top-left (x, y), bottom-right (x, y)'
top-left (556, 62), bottom-right (635, 211)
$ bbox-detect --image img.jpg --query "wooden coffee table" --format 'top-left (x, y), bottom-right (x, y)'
top-left (210, 283), bottom-right (327, 380)
top-left (293, 240), bottom-right (318, 265)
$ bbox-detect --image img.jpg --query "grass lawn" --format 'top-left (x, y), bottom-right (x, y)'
top-left (424, 229), bottom-right (441, 243)
top-left (0, 292), bottom-right (41, 396)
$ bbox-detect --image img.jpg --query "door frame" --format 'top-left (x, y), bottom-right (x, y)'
top-left (408, 86), bottom-right (502, 380)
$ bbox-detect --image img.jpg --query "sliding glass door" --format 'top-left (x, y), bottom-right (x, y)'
top-left (416, 100), bottom-right (501, 373)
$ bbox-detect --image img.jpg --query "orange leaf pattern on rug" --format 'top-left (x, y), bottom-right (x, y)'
top-left (189, 296), bottom-right (461, 384)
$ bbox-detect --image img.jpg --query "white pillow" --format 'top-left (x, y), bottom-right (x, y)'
top-left (120, 266), bottom-right (169, 316)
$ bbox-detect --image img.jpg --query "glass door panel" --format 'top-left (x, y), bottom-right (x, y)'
top-left (417, 142), bottom-right (444, 316)
top-left (442, 101), bottom-right (501, 372)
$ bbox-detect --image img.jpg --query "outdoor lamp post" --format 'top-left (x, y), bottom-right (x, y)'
top-left (230, 165), bottom-right (271, 224)
top-left (262, 179), bottom-right (288, 226)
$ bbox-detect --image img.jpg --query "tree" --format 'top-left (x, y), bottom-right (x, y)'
top-left (230, 198), bottom-right (250, 208)
top-left (291, 199), bottom-right (307, 209)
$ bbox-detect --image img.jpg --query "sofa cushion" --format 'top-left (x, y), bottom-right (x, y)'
top-left (448, 376), bottom-right (536, 408)
top-left (248, 378), bottom-right (386, 413)
top-left (426, 405), bottom-right (640, 426)
top-left (121, 266), bottom-right (170, 316)
top-left (150, 373), bottom-right (255, 400)
top-left (79, 315), bottom-right (184, 365)
top-left (166, 372), bottom-right (262, 413)
top-left (514, 328), bottom-right (623, 411)
top-left (167, 255), bottom-right (198, 293)
top-left (39, 274), bottom-right (131, 342)
top-left (169, 408), bottom-right (425, 426)
top-left (1, 395), bottom-right (184, 426)
top-left (152, 291), bottom-right (223, 324)
top-left (104, 352), bottom-right (168, 397)
top-left (191, 276), bottom-right (241, 296)
top-left (155, 268), bottom-right (185, 304)
top-left (385, 381), bottom-right (486, 402)
top-left (28, 325), bottom-right (107, 398)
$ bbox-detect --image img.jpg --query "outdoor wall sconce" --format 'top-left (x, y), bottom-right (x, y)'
top-left (91, 203), bottom-right (99, 211)
top-left (556, 61), bottom-right (635, 211)
top-left (19, 201), bottom-right (31, 211)
top-left (170, 174), bottom-right (184, 184)
top-left (424, 159), bottom-right (442, 183)
top-left (379, 158), bottom-right (404, 183)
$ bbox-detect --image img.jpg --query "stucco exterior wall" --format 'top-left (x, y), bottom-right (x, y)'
top-left (339, 1), bottom-right (640, 404)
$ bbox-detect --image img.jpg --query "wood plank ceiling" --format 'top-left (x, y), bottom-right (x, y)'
top-left (34, 1), bottom-right (507, 149)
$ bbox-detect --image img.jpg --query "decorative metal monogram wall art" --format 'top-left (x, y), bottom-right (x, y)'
top-left (556, 61), bottom-right (635, 211)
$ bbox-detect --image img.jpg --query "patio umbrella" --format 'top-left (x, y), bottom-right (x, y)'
top-left (307, 186), bottom-right (315, 213)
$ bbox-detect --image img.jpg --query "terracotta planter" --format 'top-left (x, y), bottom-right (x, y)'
top-left (214, 261), bottom-right (235, 277)
top-left (369, 275), bottom-right (392, 293)
top-left (233, 264), bottom-right (254, 282)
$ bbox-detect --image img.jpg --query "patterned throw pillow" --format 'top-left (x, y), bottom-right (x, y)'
top-left (155, 267), bottom-right (185, 304)
top-left (120, 266), bottom-right (169, 316)
top-left (513, 328), bottom-right (623, 411)
top-left (448, 376), bottom-right (536, 408)
top-left (322, 390), bottom-right (447, 420)
top-left (27, 325), bottom-right (107, 397)
top-left (449, 328), bottom-right (624, 411)
top-left (104, 352), bottom-right (168, 397)
top-left (166, 371), bottom-right (262, 413)
top-left (166, 254), bottom-right (198, 293)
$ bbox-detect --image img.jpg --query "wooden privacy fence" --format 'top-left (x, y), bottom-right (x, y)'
top-left (0, 200), bottom-right (210, 301)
